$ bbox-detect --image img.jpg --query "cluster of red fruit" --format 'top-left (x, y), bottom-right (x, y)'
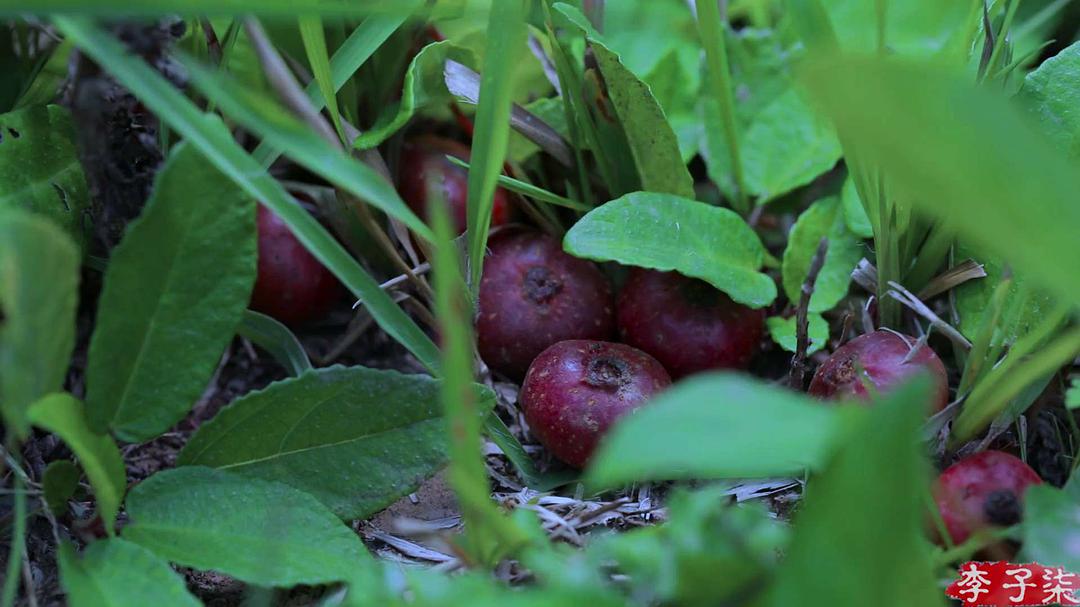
top-left (248, 138), bottom-right (1044, 549)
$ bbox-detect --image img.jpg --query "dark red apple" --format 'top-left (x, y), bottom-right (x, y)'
top-left (616, 268), bottom-right (764, 379)
top-left (808, 330), bottom-right (949, 411)
top-left (521, 340), bottom-right (671, 468)
top-left (476, 229), bottom-right (615, 380)
top-left (399, 136), bottom-right (510, 235)
top-left (934, 450), bottom-right (1042, 545)
top-left (250, 204), bottom-right (343, 325)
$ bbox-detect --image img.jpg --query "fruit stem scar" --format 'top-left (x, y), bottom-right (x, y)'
top-left (584, 355), bottom-right (631, 389)
top-left (522, 265), bottom-right (563, 304)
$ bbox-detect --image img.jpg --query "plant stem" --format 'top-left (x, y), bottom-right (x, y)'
top-left (789, 238), bottom-right (829, 389)
top-left (696, 0), bottom-right (749, 215)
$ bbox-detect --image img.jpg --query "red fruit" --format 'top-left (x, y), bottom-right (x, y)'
top-left (808, 330), bottom-right (949, 411)
top-left (399, 137), bottom-right (510, 235)
top-left (521, 340), bottom-right (671, 468)
top-left (250, 205), bottom-right (343, 325)
top-left (934, 450), bottom-right (1042, 545)
top-left (477, 229), bottom-right (615, 380)
top-left (616, 269), bottom-right (764, 379)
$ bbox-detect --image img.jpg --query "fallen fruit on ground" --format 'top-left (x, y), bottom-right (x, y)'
top-left (808, 330), bottom-right (949, 411)
top-left (477, 229), bottom-right (615, 380)
top-left (250, 204), bottom-right (343, 326)
top-left (398, 136), bottom-right (510, 235)
top-left (616, 268), bottom-right (764, 379)
top-left (520, 340), bottom-right (671, 468)
top-left (934, 450), bottom-right (1043, 545)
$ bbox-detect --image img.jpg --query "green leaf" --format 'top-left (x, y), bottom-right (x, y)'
top-left (52, 18), bottom-right (440, 373)
top-left (236, 310), bottom-right (312, 377)
top-left (465, 0), bottom-right (528, 296)
top-left (253, 13), bottom-right (411, 167)
top-left (175, 53), bottom-right (432, 242)
top-left (797, 53), bottom-right (1080, 311)
top-left (27, 394), bottom-right (126, 536)
top-left (1067, 376), bottom-right (1080, 410)
top-left (1018, 41), bottom-right (1080, 160)
top-left (0, 105), bottom-right (91, 251)
top-left (178, 366), bottom-right (494, 520)
top-left (822, 0), bottom-right (969, 56)
top-left (85, 143), bottom-right (256, 441)
top-left (42, 460), bottom-right (80, 515)
top-left (586, 373), bottom-right (841, 488)
top-left (766, 314), bottom-right (829, 355)
top-left (10, 0), bottom-right (430, 17)
top-left (351, 42), bottom-right (475, 150)
top-left (767, 377), bottom-right (942, 607)
top-left (588, 41), bottom-right (695, 198)
top-left (0, 210), bottom-right (79, 437)
top-left (1022, 484), bottom-right (1080, 572)
top-left (840, 176), bottom-right (873, 238)
top-left (59, 539), bottom-right (200, 607)
top-left (953, 244), bottom-right (1048, 344)
top-left (641, 49), bottom-right (701, 162)
top-left (124, 466), bottom-right (372, 587)
top-left (782, 196), bottom-right (863, 313)
top-left (564, 192), bottom-right (776, 308)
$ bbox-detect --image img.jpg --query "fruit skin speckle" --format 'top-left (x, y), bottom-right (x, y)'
top-left (398, 136), bottom-right (510, 235)
top-left (520, 340), bottom-right (671, 469)
top-left (934, 450), bottom-right (1042, 545)
top-left (616, 268), bottom-right (764, 379)
top-left (250, 205), bottom-right (343, 326)
top-left (808, 329), bottom-right (949, 411)
top-left (477, 229), bottom-right (615, 380)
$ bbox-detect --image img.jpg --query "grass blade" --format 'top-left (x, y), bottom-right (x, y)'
top-left (253, 13), bottom-right (409, 167)
top-left (176, 52), bottom-right (432, 242)
top-left (465, 0), bottom-right (529, 295)
top-left (4, 0), bottom-right (428, 17)
top-left (54, 17), bottom-right (440, 373)
top-left (298, 16), bottom-right (345, 143)
top-left (447, 157), bottom-right (589, 211)
top-left (237, 310), bottom-right (313, 377)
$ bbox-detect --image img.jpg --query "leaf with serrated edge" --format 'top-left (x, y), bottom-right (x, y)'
top-left (781, 196), bottom-right (863, 313)
top-left (123, 467), bottom-right (372, 587)
top-left (59, 539), bottom-right (200, 607)
top-left (85, 143), bottom-right (256, 441)
top-left (564, 192), bottom-right (775, 308)
top-left (179, 366), bottom-right (494, 520)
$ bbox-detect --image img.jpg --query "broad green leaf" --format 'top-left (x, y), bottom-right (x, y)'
top-left (0, 105), bottom-right (91, 251)
top-left (798, 54), bottom-right (1080, 311)
top-left (465, 0), bottom-right (528, 296)
top-left (954, 243), bottom-right (1049, 344)
top-left (586, 373), bottom-right (842, 488)
top-left (53, 17), bottom-right (440, 373)
top-left (59, 539), bottom-right (200, 607)
top-left (564, 192), bottom-right (776, 308)
top-left (124, 467), bottom-right (372, 587)
top-left (588, 41), bottom-right (695, 198)
top-left (781, 196), bottom-right (863, 313)
top-left (1018, 41), bottom-right (1080, 160)
top-left (12, 0), bottom-right (430, 17)
top-left (741, 89), bottom-right (842, 202)
top-left (768, 378), bottom-right (942, 607)
top-left (42, 460), bottom-right (80, 515)
top-left (236, 310), bottom-right (313, 377)
top-left (766, 314), bottom-right (829, 355)
top-left (352, 42), bottom-right (475, 150)
top-left (1022, 485), bottom-right (1080, 572)
top-left (176, 53), bottom-right (432, 242)
top-left (641, 49), bottom-right (701, 162)
top-left (0, 210), bottom-right (79, 437)
top-left (27, 394), bottom-right (125, 536)
top-left (254, 13), bottom-right (410, 167)
top-left (840, 176), bottom-right (873, 238)
top-left (602, 0), bottom-right (700, 88)
top-left (86, 143), bottom-right (256, 441)
top-left (178, 366), bottom-right (494, 520)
